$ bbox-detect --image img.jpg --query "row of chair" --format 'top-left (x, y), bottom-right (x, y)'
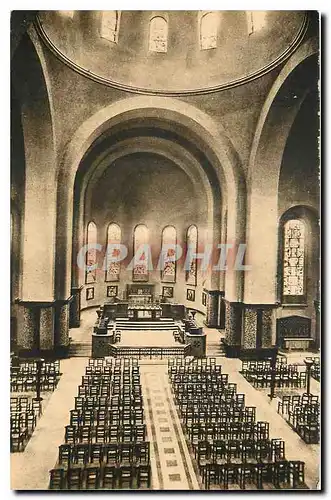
top-left (202, 460), bottom-right (305, 490)
top-left (65, 424), bottom-right (147, 444)
top-left (49, 463), bottom-right (151, 490)
top-left (277, 394), bottom-right (319, 444)
top-left (50, 358), bottom-right (151, 490)
top-left (58, 441), bottom-right (150, 466)
top-left (170, 358), bottom-right (306, 490)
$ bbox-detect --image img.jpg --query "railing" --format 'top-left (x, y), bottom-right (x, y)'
top-left (109, 344), bottom-right (191, 359)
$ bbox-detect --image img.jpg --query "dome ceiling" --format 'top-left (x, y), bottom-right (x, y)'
top-left (36, 10), bottom-right (307, 95)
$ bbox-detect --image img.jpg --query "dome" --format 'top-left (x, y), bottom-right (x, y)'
top-left (36, 10), bottom-right (307, 95)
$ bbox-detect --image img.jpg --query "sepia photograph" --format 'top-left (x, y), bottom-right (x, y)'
top-left (10, 9), bottom-right (321, 491)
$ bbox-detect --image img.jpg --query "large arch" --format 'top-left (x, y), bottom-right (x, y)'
top-left (55, 96), bottom-right (245, 304)
top-left (12, 31), bottom-right (57, 303)
top-left (244, 37), bottom-right (319, 305)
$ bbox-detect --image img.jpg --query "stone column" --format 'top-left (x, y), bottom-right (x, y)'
top-left (242, 307), bottom-right (258, 349)
top-left (54, 301), bottom-right (70, 357)
top-left (17, 304), bottom-right (39, 354)
top-left (205, 290), bottom-right (223, 328)
top-left (39, 306), bottom-right (55, 352)
top-left (224, 300), bottom-right (242, 352)
top-left (242, 304), bottom-right (276, 350)
top-left (69, 286), bottom-right (83, 328)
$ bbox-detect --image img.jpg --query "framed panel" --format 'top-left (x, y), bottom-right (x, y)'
top-left (202, 291), bottom-right (207, 306)
top-left (162, 286), bottom-right (174, 298)
top-left (187, 288), bottom-right (195, 302)
top-left (107, 285), bottom-right (118, 298)
top-left (86, 287), bottom-right (94, 301)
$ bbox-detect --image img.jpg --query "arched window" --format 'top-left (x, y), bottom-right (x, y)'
top-left (133, 224), bottom-right (149, 281)
top-left (58, 11), bottom-right (74, 18)
top-left (149, 16), bottom-right (168, 53)
top-left (200, 12), bottom-right (219, 50)
top-left (282, 219), bottom-right (305, 299)
top-left (105, 223), bottom-right (121, 282)
top-left (161, 226), bottom-right (177, 283)
top-left (86, 221), bottom-right (97, 284)
top-left (186, 225), bottom-right (198, 286)
top-left (101, 11), bottom-right (121, 43)
top-left (246, 11), bottom-right (267, 35)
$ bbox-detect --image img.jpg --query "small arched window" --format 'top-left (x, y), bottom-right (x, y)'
top-left (58, 11), bottom-right (74, 18)
top-left (101, 11), bottom-right (121, 43)
top-left (161, 226), bottom-right (177, 283)
top-left (133, 224), bottom-right (149, 281)
top-left (186, 225), bottom-right (198, 286)
top-left (105, 223), bottom-right (121, 282)
top-left (149, 16), bottom-right (168, 53)
top-left (86, 221), bottom-right (97, 284)
top-left (282, 219), bottom-right (305, 299)
top-left (200, 12), bottom-right (219, 50)
top-left (246, 11), bottom-right (267, 35)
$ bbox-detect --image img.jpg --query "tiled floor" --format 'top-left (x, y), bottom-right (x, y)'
top-left (140, 364), bottom-right (199, 490)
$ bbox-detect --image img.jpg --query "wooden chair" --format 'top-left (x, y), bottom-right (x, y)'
top-left (137, 464), bottom-right (151, 488)
top-left (49, 467), bottom-right (66, 490)
top-left (67, 467), bottom-right (83, 490)
top-left (102, 465), bottom-right (117, 489)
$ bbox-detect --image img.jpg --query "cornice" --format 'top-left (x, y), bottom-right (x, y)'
top-left (34, 13), bottom-right (308, 97)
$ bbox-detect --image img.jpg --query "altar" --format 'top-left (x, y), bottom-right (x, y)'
top-left (128, 303), bottom-right (162, 321)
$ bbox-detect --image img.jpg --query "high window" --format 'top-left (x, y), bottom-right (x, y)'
top-left (86, 221), bottom-right (97, 284)
top-left (186, 225), bottom-right (198, 286)
top-left (246, 11), bottom-right (267, 35)
top-left (282, 219), bottom-right (305, 298)
top-left (133, 224), bottom-right (149, 281)
top-left (161, 226), bottom-right (177, 283)
top-left (149, 16), bottom-right (168, 53)
top-left (105, 223), bottom-right (121, 282)
top-left (101, 11), bottom-right (121, 43)
top-left (200, 12), bottom-right (219, 50)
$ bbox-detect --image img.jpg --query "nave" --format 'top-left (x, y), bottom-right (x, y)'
top-left (11, 313), bottom-right (320, 491)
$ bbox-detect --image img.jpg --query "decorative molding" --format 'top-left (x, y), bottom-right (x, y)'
top-left (34, 13), bottom-right (308, 97)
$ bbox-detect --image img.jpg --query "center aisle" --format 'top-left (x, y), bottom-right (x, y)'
top-left (140, 363), bottom-right (200, 490)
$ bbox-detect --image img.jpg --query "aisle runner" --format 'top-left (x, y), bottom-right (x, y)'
top-left (140, 365), bottom-right (200, 490)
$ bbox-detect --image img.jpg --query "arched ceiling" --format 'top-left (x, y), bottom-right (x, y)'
top-left (36, 10), bottom-right (307, 95)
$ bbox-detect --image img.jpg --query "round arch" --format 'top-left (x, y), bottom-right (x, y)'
top-left (244, 37), bottom-right (319, 305)
top-left (56, 96), bottom-right (245, 301)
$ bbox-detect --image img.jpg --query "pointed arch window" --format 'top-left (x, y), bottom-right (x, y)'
top-left (105, 223), bottom-right (121, 282)
top-left (246, 11), bottom-right (267, 35)
top-left (200, 12), bottom-right (219, 50)
top-left (186, 225), bottom-right (198, 286)
top-left (133, 224), bottom-right (149, 282)
top-left (149, 16), bottom-right (168, 53)
top-left (161, 226), bottom-right (177, 283)
top-left (282, 219), bottom-right (305, 299)
top-left (86, 221), bottom-right (97, 284)
top-left (101, 11), bottom-right (121, 43)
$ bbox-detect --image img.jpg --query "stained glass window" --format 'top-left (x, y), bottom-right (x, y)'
top-left (149, 16), bottom-right (168, 53)
top-left (200, 12), bottom-right (219, 50)
top-left (161, 226), bottom-right (177, 283)
top-left (133, 224), bottom-right (149, 281)
top-left (105, 223), bottom-right (121, 282)
top-left (283, 219), bottom-right (305, 296)
top-left (86, 221), bottom-right (97, 284)
top-left (246, 11), bottom-right (267, 35)
top-left (186, 225), bottom-right (198, 286)
top-left (101, 11), bottom-right (120, 43)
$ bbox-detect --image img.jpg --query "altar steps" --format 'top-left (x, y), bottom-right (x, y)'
top-left (68, 340), bottom-right (91, 357)
top-left (115, 318), bottom-right (178, 331)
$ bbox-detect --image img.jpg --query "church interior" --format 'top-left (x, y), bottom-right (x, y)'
top-left (10, 10), bottom-right (320, 491)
